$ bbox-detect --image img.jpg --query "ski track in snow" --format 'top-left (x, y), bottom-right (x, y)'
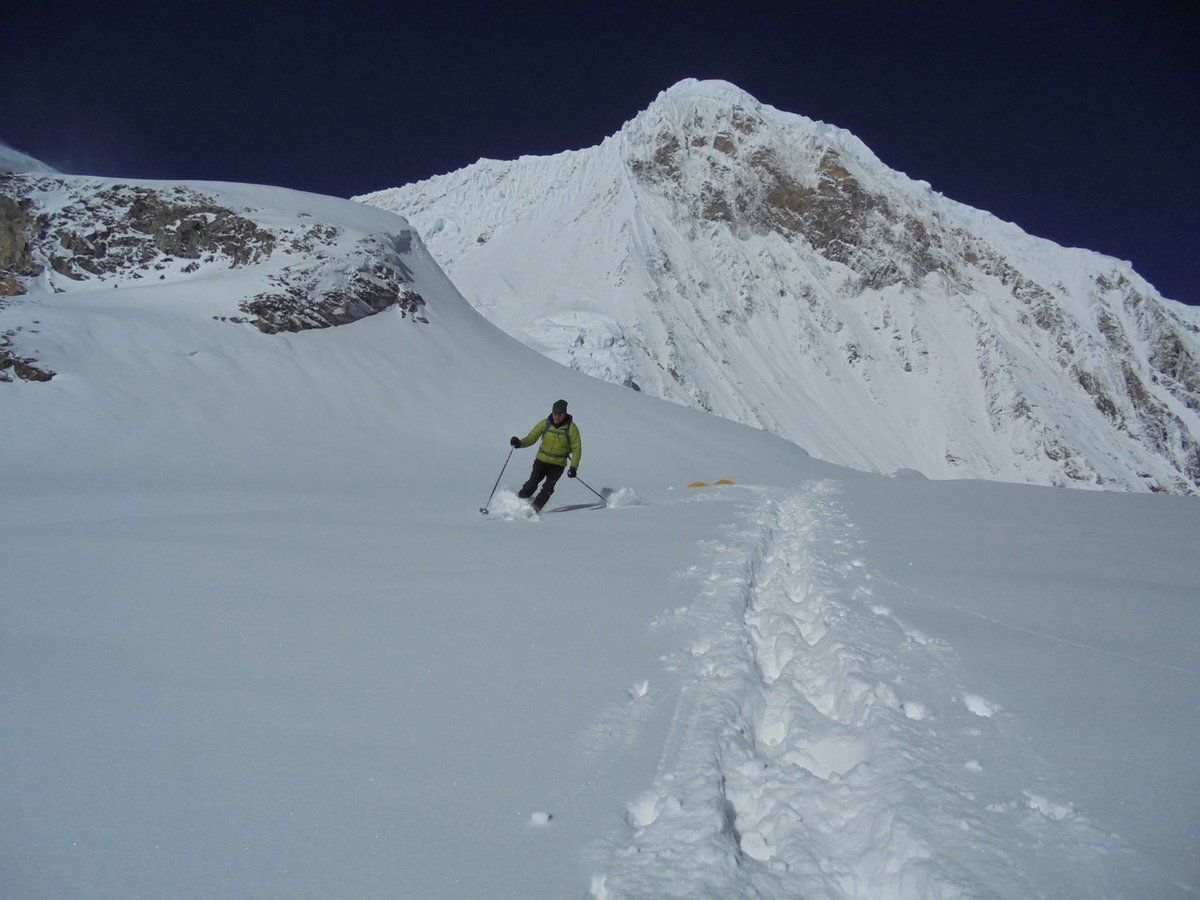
top-left (589, 480), bottom-right (1135, 899)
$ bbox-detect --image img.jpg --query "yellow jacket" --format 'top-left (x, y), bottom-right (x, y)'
top-left (519, 416), bottom-right (582, 469)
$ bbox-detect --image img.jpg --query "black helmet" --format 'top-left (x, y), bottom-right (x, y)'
top-left (552, 399), bottom-right (568, 414)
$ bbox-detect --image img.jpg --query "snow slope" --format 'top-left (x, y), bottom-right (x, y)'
top-left (358, 79), bottom-right (1200, 495)
top-left (2, 174), bottom-right (1198, 898)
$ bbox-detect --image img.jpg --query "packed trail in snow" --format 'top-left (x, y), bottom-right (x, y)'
top-left (588, 481), bottom-right (1158, 899)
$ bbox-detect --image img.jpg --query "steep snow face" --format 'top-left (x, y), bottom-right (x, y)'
top-left (359, 78), bottom-right (1200, 494)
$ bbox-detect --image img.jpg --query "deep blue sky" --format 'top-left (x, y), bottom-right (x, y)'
top-left (3, 1), bottom-right (1197, 303)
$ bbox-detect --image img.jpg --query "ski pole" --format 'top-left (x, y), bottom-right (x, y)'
top-left (574, 473), bottom-right (608, 506)
top-left (479, 448), bottom-right (514, 515)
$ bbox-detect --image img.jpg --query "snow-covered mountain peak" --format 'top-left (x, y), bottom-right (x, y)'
top-left (625, 78), bottom-right (781, 143)
top-left (625, 78), bottom-right (902, 197)
top-left (357, 81), bottom-right (1200, 494)
top-left (646, 76), bottom-right (759, 106)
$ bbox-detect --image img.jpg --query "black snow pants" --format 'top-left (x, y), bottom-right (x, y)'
top-left (518, 458), bottom-right (565, 510)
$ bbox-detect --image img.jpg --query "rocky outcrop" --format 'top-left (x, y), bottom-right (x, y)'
top-left (629, 108), bottom-right (951, 293)
top-left (227, 238), bottom-right (428, 334)
top-left (222, 229), bottom-right (428, 334)
top-left (0, 187), bottom-right (43, 296)
top-left (0, 175), bottom-right (431, 380)
top-left (1, 175), bottom-right (280, 288)
top-left (47, 185), bottom-right (276, 281)
top-left (0, 328), bottom-right (54, 382)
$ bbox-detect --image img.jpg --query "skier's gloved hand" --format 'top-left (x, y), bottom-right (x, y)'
top-left (510, 436), bottom-right (521, 448)
top-left (568, 467), bottom-right (577, 478)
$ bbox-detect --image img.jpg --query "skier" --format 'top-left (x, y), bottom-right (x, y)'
top-left (510, 399), bottom-right (582, 513)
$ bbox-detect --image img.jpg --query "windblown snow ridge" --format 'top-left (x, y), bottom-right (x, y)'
top-left (590, 481), bottom-right (1136, 899)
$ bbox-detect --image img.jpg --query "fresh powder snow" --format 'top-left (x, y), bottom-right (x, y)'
top-left (2, 174), bottom-right (1198, 899)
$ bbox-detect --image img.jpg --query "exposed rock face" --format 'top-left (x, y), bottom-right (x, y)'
top-left (0, 174), bottom-right (430, 378)
top-left (230, 233), bottom-right (428, 333)
top-left (1, 174), bottom-right (279, 292)
top-left (633, 115), bottom-right (947, 293)
top-left (0, 328), bottom-right (54, 382)
top-left (359, 79), bottom-right (1200, 494)
top-left (0, 189), bottom-right (43, 296)
top-left (45, 184), bottom-right (277, 281)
